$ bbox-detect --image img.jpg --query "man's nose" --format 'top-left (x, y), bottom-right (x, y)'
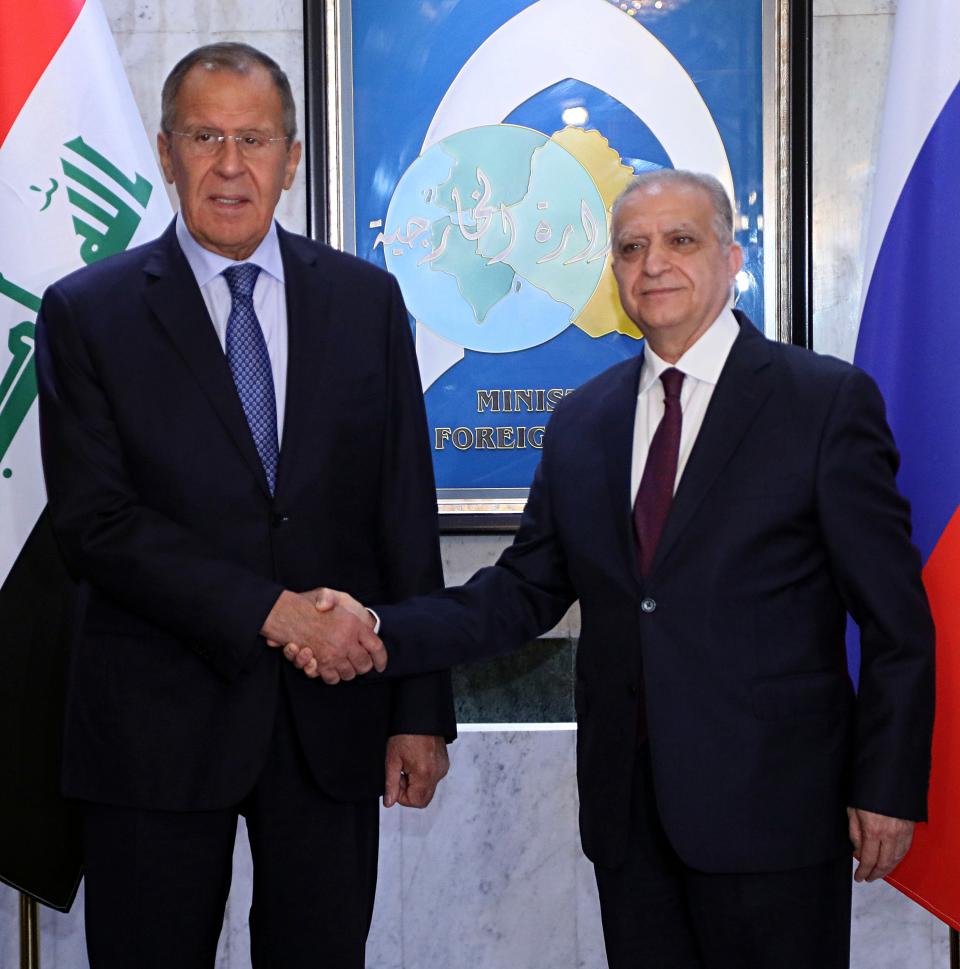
top-left (213, 138), bottom-right (246, 176)
top-left (643, 242), bottom-right (670, 275)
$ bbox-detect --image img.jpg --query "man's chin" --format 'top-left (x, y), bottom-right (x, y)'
top-left (192, 224), bottom-right (263, 261)
top-left (634, 311), bottom-right (683, 335)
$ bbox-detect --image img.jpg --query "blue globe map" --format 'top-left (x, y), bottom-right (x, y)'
top-left (381, 125), bottom-right (609, 354)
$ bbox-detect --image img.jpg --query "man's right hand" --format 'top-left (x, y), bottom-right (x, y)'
top-left (281, 588), bottom-right (374, 680)
top-left (261, 590), bottom-right (386, 684)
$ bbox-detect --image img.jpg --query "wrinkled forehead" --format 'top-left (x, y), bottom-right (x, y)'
top-left (612, 184), bottom-right (716, 239)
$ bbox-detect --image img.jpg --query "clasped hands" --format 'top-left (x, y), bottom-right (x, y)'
top-left (261, 588), bottom-right (448, 808)
top-left (261, 587), bottom-right (377, 685)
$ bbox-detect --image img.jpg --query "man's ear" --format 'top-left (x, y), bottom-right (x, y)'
top-left (727, 241), bottom-right (745, 278)
top-left (157, 132), bottom-right (175, 185)
top-left (282, 140), bottom-right (302, 191)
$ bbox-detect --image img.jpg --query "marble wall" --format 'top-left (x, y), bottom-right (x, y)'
top-left (812, 0), bottom-right (897, 361)
top-left (2, 0), bottom-right (952, 967)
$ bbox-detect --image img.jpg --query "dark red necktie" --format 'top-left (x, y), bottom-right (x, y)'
top-left (633, 368), bottom-right (684, 578)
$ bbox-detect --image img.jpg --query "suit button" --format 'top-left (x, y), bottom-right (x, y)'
top-left (271, 512), bottom-right (289, 528)
top-left (628, 684), bottom-right (638, 695)
top-left (640, 597), bottom-right (656, 613)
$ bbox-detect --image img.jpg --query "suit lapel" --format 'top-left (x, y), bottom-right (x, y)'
top-left (648, 313), bottom-right (775, 576)
top-left (141, 222), bottom-right (271, 497)
top-left (273, 227), bottom-right (332, 496)
top-left (600, 354), bottom-right (645, 589)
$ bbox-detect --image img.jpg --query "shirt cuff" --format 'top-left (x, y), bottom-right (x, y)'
top-left (366, 607), bottom-right (381, 634)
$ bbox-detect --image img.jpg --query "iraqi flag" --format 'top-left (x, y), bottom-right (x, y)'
top-left (855, 0), bottom-right (960, 931)
top-left (0, 0), bottom-right (171, 909)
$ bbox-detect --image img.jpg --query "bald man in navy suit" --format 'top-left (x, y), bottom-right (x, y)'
top-left (301, 170), bottom-right (934, 969)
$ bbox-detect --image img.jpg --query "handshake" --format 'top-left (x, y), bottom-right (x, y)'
top-left (260, 587), bottom-right (379, 684)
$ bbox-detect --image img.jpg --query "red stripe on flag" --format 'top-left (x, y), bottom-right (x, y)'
top-left (886, 505), bottom-right (960, 930)
top-left (0, 0), bottom-right (86, 149)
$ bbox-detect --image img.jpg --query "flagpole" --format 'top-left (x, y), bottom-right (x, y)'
top-left (19, 893), bottom-right (39, 969)
top-left (950, 927), bottom-right (958, 969)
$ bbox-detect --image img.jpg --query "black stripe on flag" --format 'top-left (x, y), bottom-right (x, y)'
top-left (0, 508), bottom-right (81, 911)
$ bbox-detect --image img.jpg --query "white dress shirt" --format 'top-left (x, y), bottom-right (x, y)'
top-left (175, 215), bottom-right (289, 438)
top-left (630, 307), bottom-right (740, 503)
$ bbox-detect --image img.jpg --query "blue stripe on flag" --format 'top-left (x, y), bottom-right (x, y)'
top-left (855, 80), bottom-right (960, 564)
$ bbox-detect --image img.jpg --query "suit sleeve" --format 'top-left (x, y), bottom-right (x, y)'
top-left (35, 283), bottom-right (283, 682)
top-left (816, 366), bottom-right (935, 820)
top-left (376, 402), bottom-right (577, 680)
top-left (376, 278), bottom-right (456, 739)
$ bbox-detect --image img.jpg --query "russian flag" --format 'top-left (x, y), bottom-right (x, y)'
top-left (855, 0), bottom-right (960, 930)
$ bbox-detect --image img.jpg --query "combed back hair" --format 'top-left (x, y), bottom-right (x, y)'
top-left (161, 42), bottom-right (297, 141)
top-left (611, 169), bottom-right (735, 247)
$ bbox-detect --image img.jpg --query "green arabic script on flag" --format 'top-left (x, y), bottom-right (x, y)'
top-left (0, 273), bottom-right (41, 467)
top-left (61, 135), bottom-right (153, 263)
top-left (0, 135), bottom-right (157, 473)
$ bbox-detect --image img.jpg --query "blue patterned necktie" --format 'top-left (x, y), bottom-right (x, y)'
top-left (223, 264), bottom-right (279, 494)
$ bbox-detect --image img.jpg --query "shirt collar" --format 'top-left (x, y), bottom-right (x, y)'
top-left (175, 213), bottom-right (285, 288)
top-left (638, 305), bottom-right (740, 397)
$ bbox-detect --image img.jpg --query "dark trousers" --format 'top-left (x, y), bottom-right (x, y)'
top-left (81, 691), bottom-right (379, 969)
top-left (594, 747), bottom-right (852, 969)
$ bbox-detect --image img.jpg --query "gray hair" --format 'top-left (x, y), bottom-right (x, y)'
top-left (611, 169), bottom-right (735, 247)
top-left (160, 42), bottom-right (297, 142)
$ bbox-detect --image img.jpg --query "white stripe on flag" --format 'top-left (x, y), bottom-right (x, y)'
top-left (0, 0), bottom-right (171, 587)
top-left (859, 2), bottom-right (960, 317)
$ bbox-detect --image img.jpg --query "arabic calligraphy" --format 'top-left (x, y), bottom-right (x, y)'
top-left (29, 178), bottom-right (60, 212)
top-left (374, 166), bottom-right (609, 270)
top-left (60, 136), bottom-right (154, 265)
top-left (0, 273), bottom-right (41, 466)
top-left (0, 273), bottom-right (41, 315)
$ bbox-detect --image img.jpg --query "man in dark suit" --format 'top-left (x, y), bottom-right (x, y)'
top-left (299, 170), bottom-right (935, 968)
top-left (35, 42), bottom-right (454, 969)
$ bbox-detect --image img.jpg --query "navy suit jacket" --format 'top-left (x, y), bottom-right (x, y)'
top-left (378, 313), bottom-right (934, 872)
top-left (35, 221), bottom-right (455, 810)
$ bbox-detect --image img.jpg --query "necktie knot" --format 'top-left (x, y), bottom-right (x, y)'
top-left (223, 263), bottom-right (261, 300)
top-left (660, 367), bottom-right (684, 400)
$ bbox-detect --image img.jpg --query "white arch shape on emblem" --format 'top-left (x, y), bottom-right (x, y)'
top-left (424, 0), bottom-right (733, 191)
top-left (415, 0), bottom-right (734, 391)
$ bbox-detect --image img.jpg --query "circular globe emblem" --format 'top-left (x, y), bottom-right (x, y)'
top-left (381, 124), bottom-right (609, 354)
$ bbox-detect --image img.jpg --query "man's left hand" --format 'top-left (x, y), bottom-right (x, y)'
top-left (847, 806), bottom-right (915, 882)
top-left (384, 734), bottom-right (449, 809)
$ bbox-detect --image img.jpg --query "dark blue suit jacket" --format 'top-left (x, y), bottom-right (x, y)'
top-left (36, 221), bottom-right (455, 810)
top-left (379, 313), bottom-right (934, 872)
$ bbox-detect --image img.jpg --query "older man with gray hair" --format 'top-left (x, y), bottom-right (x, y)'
top-left (36, 42), bottom-right (454, 969)
top-left (310, 168), bottom-right (935, 968)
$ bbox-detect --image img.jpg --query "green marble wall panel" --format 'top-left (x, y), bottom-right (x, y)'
top-left (452, 637), bottom-right (575, 723)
